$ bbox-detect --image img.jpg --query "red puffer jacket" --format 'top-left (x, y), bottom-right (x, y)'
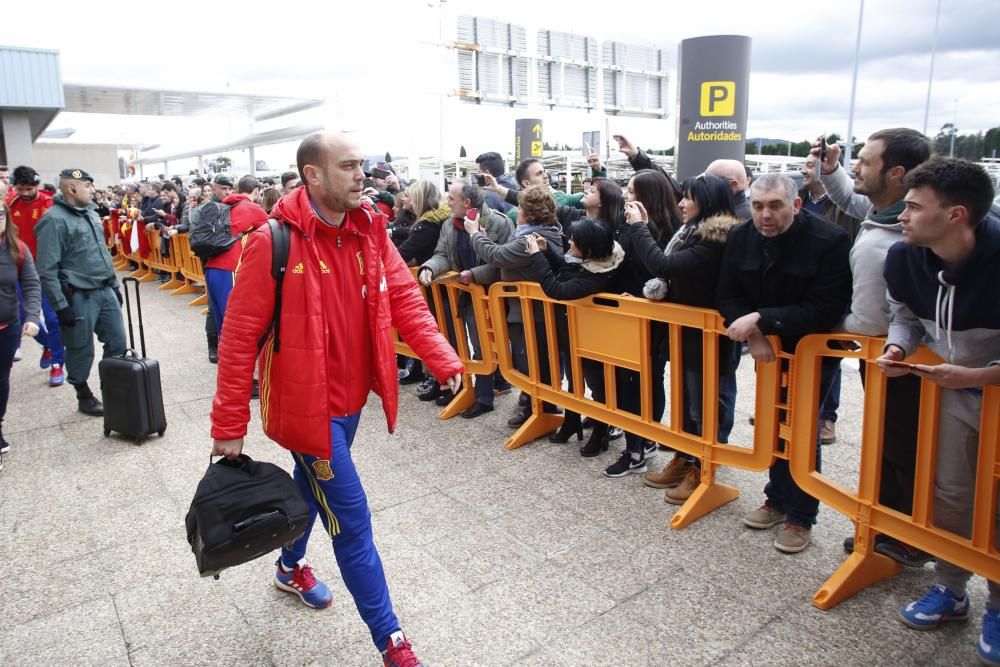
top-left (210, 187), bottom-right (463, 459)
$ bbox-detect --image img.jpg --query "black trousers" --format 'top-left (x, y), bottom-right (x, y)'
top-left (860, 362), bottom-right (921, 515)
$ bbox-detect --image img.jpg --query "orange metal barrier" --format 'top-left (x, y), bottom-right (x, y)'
top-left (393, 269), bottom-right (498, 420)
top-left (486, 281), bottom-right (786, 529)
top-left (110, 219), bottom-right (207, 307)
top-left (173, 235), bottom-right (208, 307)
top-left (790, 333), bottom-right (1000, 609)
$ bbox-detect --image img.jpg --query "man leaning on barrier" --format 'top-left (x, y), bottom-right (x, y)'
top-left (417, 180), bottom-right (514, 417)
top-left (716, 172), bottom-right (852, 554)
top-left (812, 128), bottom-right (934, 567)
top-left (876, 157), bottom-right (1000, 665)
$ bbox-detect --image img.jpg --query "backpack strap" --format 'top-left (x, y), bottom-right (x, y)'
top-left (258, 218), bottom-right (291, 353)
top-left (15, 241), bottom-right (27, 272)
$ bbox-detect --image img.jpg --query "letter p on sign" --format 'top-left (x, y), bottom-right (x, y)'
top-left (700, 81), bottom-right (735, 116)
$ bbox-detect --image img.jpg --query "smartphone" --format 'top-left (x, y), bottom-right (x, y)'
top-left (474, 174), bottom-right (487, 187)
top-left (818, 135), bottom-right (827, 167)
top-left (584, 141), bottom-right (593, 156)
top-left (371, 167), bottom-right (390, 180)
top-left (883, 359), bottom-right (919, 370)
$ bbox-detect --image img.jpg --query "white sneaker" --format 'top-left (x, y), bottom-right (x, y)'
top-left (13, 347), bottom-right (22, 362)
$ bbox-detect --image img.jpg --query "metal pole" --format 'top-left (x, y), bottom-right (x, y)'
top-left (949, 98), bottom-right (957, 157)
top-left (844, 0), bottom-right (865, 167)
top-left (922, 0), bottom-right (942, 136)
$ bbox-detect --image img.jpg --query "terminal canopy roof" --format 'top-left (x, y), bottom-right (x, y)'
top-left (62, 84), bottom-right (322, 122)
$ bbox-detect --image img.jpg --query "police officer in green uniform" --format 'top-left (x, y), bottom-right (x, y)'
top-left (35, 169), bottom-right (126, 415)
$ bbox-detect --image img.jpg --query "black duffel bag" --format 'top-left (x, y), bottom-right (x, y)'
top-left (186, 454), bottom-right (310, 578)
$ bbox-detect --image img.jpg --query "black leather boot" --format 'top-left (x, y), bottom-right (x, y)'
top-left (549, 410), bottom-right (583, 443)
top-left (74, 382), bottom-right (104, 416)
top-left (207, 334), bottom-right (219, 364)
top-left (580, 422), bottom-right (610, 457)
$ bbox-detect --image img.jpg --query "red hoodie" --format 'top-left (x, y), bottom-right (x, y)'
top-left (204, 194), bottom-right (269, 272)
top-left (210, 187), bottom-right (463, 459)
top-left (8, 192), bottom-right (53, 257)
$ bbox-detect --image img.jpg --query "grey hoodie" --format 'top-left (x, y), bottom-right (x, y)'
top-left (824, 165), bottom-right (903, 336)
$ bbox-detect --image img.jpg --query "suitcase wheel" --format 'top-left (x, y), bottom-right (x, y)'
top-left (158, 429), bottom-right (166, 437)
top-left (103, 429), bottom-right (111, 437)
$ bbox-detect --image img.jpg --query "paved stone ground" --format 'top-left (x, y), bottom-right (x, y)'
top-left (0, 273), bottom-right (986, 666)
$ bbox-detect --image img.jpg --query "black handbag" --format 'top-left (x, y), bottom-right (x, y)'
top-left (185, 454), bottom-right (310, 578)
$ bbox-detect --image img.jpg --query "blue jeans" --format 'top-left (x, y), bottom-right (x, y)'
top-left (821, 362), bottom-right (842, 422)
top-left (677, 367), bottom-right (738, 463)
top-left (204, 267), bottom-right (235, 334)
top-left (18, 285), bottom-right (64, 364)
top-left (280, 414), bottom-right (400, 649)
top-left (719, 345), bottom-right (741, 442)
top-left (0, 322), bottom-right (21, 426)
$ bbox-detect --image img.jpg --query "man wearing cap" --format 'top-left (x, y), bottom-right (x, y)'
top-left (7, 166), bottom-right (65, 385)
top-left (35, 169), bottom-right (125, 416)
top-left (201, 174), bottom-right (267, 334)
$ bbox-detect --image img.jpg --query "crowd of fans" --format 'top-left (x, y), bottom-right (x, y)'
top-left (2, 123), bottom-right (1000, 664)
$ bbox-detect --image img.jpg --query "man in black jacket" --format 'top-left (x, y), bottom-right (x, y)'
top-left (716, 173), bottom-right (852, 554)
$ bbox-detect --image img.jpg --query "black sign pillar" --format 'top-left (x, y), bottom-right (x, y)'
top-left (675, 35), bottom-right (752, 180)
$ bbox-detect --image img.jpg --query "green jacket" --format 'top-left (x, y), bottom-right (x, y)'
top-left (506, 188), bottom-right (587, 223)
top-left (35, 194), bottom-right (118, 311)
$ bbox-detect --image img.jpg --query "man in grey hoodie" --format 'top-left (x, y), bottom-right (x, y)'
top-left (812, 128), bottom-right (932, 566)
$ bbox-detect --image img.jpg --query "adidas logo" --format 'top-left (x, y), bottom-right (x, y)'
top-left (292, 262), bottom-right (304, 274)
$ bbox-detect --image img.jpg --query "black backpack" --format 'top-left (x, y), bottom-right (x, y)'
top-left (185, 454), bottom-right (309, 579)
top-left (190, 200), bottom-right (244, 260)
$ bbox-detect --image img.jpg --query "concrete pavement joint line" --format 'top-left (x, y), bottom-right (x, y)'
top-left (708, 602), bottom-right (794, 665)
top-left (109, 592), bottom-right (134, 666)
top-left (370, 489), bottom-right (438, 513)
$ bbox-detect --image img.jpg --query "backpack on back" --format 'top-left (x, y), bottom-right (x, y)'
top-left (190, 201), bottom-right (240, 260)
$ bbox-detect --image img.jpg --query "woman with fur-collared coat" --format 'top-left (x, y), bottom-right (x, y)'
top-left (617, 173), bottom-right (742, 501)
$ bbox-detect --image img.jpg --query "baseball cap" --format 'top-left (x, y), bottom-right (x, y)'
top-left (213, 174), bottom-right (234, 187)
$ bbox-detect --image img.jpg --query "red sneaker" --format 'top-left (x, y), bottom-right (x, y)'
top-left (49, 363), bottom-right (66, 387)
top-left (39, 349), bottom-right (52, 369)
top-left (382, 632), bottom-right (424, 667)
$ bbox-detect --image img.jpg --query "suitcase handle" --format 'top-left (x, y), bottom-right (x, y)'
top-left (121, 276), bottom-right (147, 357)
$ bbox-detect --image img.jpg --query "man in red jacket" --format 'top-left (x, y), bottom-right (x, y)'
top-left (203, 174), bottom-right (268, 333)
top-left (8, 166), bottom-right (65, 385)
top-left (211, 131), bottom-right (462, 667)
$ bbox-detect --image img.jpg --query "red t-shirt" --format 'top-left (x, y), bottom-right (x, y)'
top-left (312, 217), bottom-right (373, 417)
top-left (8, 192), bottom-right (54, 257)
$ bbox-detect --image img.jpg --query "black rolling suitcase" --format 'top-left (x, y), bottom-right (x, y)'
top-left (99, 276), bottom-right (167, 443)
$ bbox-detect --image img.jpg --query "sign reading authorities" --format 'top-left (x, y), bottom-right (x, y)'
top-left (674, 36), bottom-right (751, 180)
top-left (515, 119), bottom-right (543, 165)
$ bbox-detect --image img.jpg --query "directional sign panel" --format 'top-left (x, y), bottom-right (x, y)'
top-left (515, 118), bottom-right (543, 165)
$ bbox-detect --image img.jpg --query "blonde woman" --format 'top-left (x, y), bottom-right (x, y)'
top-left (397, 180), bottom-right (450, 266)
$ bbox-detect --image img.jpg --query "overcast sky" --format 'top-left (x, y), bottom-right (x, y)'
top-left (3, 0), bottom-right (998, 168)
